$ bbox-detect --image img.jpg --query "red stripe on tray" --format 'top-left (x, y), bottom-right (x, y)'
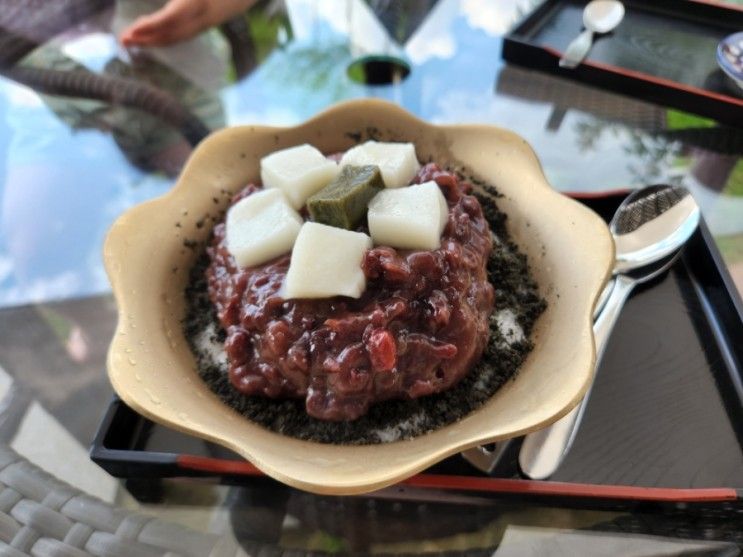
top-left (402, 475), bottom-right (738, 502)
top-left (176, 455), bottom-right (738, 502)
top-left (178, 455), bottom-right (263, 476)
top-left (541, 47), bottom-right (743, 107)
top-left (688, 0), bottom-right (743, 11)
top-left (566, 189), bottom-right (631, 199)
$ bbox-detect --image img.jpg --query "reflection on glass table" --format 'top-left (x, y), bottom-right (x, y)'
top-left (0, 0), bottom-right (742, 554)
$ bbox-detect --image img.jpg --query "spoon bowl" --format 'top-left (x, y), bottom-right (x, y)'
top-left (612, 185), bottom-right (701, 274)
top-left (584, 0), bottom-right (626, 34)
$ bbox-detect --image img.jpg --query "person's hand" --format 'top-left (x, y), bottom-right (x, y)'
top-left (120, 0), bottom-right (256, 47)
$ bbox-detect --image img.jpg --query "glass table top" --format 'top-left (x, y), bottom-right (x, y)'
top-left (0, 0), bottom-right (742, 554)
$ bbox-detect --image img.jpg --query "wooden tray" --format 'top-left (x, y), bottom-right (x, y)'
top-left (90, 192), bottom-right (743, 504)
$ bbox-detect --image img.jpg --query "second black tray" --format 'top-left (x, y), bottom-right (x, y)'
top-left (502, 0), bottom-right (743, 126)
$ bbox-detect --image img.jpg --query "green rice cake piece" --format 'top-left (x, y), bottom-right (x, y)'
top-left (307, 165), bottom-right (384, 229)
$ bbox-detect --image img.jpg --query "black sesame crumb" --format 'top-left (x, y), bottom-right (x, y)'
top-left (345, 127), bottom-right (397, 145)
top-left (183, 184), bottom-right (546, 445)
top-left (183, 239), bottom-right (199, 251)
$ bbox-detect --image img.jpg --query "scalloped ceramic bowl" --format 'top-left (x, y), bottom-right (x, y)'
top-left (105, 99), bottom-right (613, 495)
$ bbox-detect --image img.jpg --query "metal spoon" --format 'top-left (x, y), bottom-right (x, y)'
top-left (592, 185), bottom-right (699, 315)
top-left (559, 0), bottom-right (625, 69)
top-left (518, 185), bottom-right (700, 480)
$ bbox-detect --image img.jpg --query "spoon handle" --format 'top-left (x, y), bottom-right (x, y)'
top-left (464, 276), bottom-right (616, 475)
top-left (559, 29), bottom-right (595, 68)
top-left (518, 274), bottom-right (635, 480)
top-left (593, 277), bottom-right (615, 320)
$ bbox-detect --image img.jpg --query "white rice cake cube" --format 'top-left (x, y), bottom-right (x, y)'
top-left (284, 222), bottom-right (372, 299)
top-left (340, 141), bottom-right (420, 188)
top-left (226, 189), bottom-right (303, 268)
top-left (367, 181), bottom-right (448, 250)
top-left (261, 144), bottom-right (339, 209)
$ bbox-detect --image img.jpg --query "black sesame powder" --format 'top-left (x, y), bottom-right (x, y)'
top-left (183, 187), bottom-right (545, 445)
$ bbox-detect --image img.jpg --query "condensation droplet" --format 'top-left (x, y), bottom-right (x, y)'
top-left (145, 389), bottom-right (161, 404)
top-left (135, 373), bottom-right (142, 382)
top-left (124, 348), bottom-right (132, 353)
top-left (128, 357), bottom-right (137, 366)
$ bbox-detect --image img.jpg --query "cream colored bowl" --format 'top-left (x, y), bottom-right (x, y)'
top-left (104, 99), bottom-right (613, 495)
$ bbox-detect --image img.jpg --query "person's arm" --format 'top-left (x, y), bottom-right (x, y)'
top-left (120, 0), bottom-right (256, 47)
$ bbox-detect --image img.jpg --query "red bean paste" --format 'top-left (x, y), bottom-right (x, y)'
top-left (205, 164), bottom-right (494, 421)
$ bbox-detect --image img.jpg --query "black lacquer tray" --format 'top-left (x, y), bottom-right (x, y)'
top-left (91, 192), bottom-right (743, 504)
top-left (502, 0), bottom-right (743, 126)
